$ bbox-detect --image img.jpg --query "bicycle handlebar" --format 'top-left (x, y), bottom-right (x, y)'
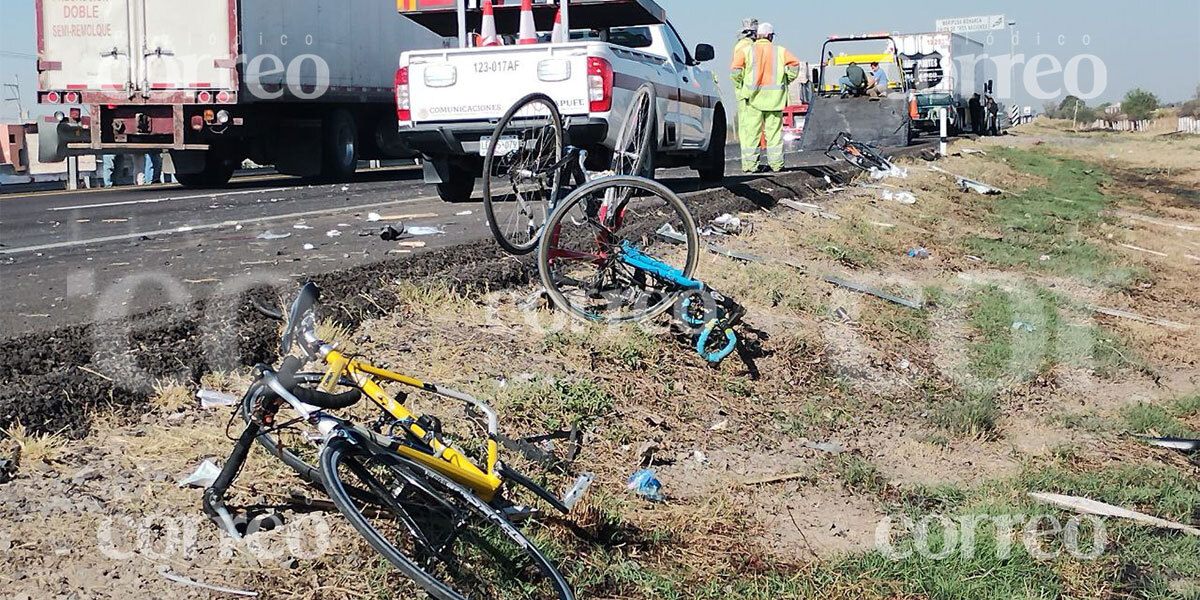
top-left (269, 356), bottom-right (362, 411)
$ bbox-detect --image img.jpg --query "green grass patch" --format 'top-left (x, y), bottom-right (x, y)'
top-left (1120, 397), bottom-right (1200, 438)
top-left (832, 454), bottom-right (889, 497)
top-left (965, 148), bottom-right (1139, 287)
top-left (930, 388), bottom-right (1000, 438)
top-left (497, 377), bottom-right (615, 431)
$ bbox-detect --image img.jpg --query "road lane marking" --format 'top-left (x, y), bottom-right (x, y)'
top-left (47, 187), bottom-right (293, 212)
top-left (1, 194), bottom-right (441, 255)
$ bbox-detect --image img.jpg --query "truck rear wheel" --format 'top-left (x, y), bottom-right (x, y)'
top-left (437, 163), bottom-right (477, 203)
top-left (696, 108), bottom-right (726, 182)
top-left (173, 149), bottom-right (236, 188)
top-left (321, 109), bottom-right (358, 180)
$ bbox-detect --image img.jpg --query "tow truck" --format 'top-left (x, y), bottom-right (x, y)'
top-left (395, 0), bottom-right (726, 202)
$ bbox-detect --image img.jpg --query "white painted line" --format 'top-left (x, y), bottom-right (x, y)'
top-left (48, 187), bottom-right (294, 212)
top-left (2, 194), bottom-right (440, 255)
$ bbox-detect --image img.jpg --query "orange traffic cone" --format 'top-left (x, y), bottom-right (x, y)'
top-left (479, 0), bottom-right (500, 47)
top-left (551, 8), bottom-right (565, 43)
top-left (518, 0), bottom-right (538, 45)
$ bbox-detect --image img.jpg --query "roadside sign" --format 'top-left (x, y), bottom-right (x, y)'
top-left (935, 15), bottom-right (1006, 34)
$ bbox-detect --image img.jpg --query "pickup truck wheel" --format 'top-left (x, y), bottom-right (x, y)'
top-left (696, 108), bottom-right (726, 182)
top-left (437, 164), bottom-right (477, 203)
top-left (174, 150), bottom-right (236, 188)
top-left (321, 109), bottom-right (358, 180)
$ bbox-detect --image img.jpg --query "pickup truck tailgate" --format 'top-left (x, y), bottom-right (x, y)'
top-left (408, 45), bottom-right (590, 122)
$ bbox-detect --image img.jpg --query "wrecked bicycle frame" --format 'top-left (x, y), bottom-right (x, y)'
top-left (482, 86), bottom-right (656, 255)
top-left (824, 131), bottom-right (892, 172)
top-left (205, 283), bottom-right (576, 600)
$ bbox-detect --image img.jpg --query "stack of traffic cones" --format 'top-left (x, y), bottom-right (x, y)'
top-left (478, 0), bottom-right (500, 47)
top-left (517, 0), bottom-right (538, 44)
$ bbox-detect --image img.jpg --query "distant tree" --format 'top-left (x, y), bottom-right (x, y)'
top-left (1122, 88), bottom-right (1159, 120)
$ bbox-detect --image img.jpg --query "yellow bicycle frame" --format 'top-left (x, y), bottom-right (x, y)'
top-left (317, 348), bottom-right (503, 501)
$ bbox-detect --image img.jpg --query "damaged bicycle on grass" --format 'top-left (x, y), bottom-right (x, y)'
top-left (483, 89), bottom-right (759, 367)
top-left (204, 283), bottom-right (588, 600)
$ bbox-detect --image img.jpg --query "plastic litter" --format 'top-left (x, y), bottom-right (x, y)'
top-left (869, 165), bottom-right (908, 180)
top-left (406, 226), bottom-right (445, 236)
top-left (325, 229), bottom-right (342, 238)
top-left (802, 440), bottom-right (845, 454)
top-left (160, 568), bottom-right (257, 597)
top-left (710, 213), bottom-right (742, 234)
top-left (197, 389), bottom-right (238, 409)
top-left (292, 223), bottom-right (313, 230)
top-left (302, 243), bottom-right (316, 251)
top-left (255, 231), bottom-right (291, 240)
top-left (627, 468), bottom-right (665, 502)
top-left (177, 459), bottom-right (221, 488)
top-left (906, 248), bottom-right (930, 259)
top-left (367, 212), bottom-right (382, 222)
top-left (560, 473), bottom-right (595, 510)
top-left (1011, 321), bottom-right (1036, 333)
top-left (881, 189), bottom-right (917, 204)
top-left (455, 210), bottom-right (474, 216)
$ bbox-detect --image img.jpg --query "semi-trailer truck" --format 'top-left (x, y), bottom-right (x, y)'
top-left (36, 0), bottom-right (444, 187)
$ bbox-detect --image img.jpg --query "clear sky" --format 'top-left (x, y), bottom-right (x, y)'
top-left (3, 0), bottom-right (1198, 121)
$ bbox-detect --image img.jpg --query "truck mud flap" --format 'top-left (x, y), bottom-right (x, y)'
top-left (800, 95), bottom-right (911, 153)
top-left (38, 121), bottom-right (90, 163)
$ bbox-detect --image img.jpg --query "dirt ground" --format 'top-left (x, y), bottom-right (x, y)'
top-left (2, 123), bottom-right (1198, 599)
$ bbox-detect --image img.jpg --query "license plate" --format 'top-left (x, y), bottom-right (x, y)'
top-left (480, 136), bottom-right (520, 157)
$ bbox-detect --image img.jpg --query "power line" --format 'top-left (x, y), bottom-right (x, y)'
top-left (0, 50), bottom-right (38, 60)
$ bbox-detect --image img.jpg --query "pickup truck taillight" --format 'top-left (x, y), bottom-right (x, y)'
top-left (395, 66), bottom-right (411, 123)
top-left (587, 57), bottom-right (613, 113)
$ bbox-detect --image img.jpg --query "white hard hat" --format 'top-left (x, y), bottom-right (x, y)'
top-left (757, 22), bottom-right (774, 37)
top-left (741, 17), bottom-right (758, 31)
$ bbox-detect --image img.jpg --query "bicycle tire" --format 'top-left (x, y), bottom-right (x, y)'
top-left (320, 435), bottom-right (574, 600)
top-left (612, 84), bottom-right (656, 177)
top-left (537, 175), bottom-right (699, 324)
top-left (483, 93), bottom-right (564, 256)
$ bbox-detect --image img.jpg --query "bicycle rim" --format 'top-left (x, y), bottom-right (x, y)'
top-left (483, 93), bottom-right (564, 255)
top-left (538, 175), bottom-right (699, 324)
top-left (612, 85), bottom-right (655, 177)
top-left (321, 437), bottom-right (573, 600)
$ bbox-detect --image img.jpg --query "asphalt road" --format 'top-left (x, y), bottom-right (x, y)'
top-left (0, 144), bottom-right (828, 337)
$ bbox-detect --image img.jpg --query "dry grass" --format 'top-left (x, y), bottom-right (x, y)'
top-left (149, 380), bottom-right (192, 413)
top-left (2, 421), bottom-right (68, 463)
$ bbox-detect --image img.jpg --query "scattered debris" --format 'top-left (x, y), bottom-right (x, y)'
top-left (0, 458), bottom-right (16, 484)
top-left (302, 243), bottom-right (316, 251)
top-left (693, 450), bottom-right (708, 465)
top-left (397, 241), bottom-right (426, 249)
top-left (325, 229), bottom-right (342, 238)
top-left (160, 568), bottom-right (258, 597)
top-left (377, 212), bottom-right (437, 221)
top-left (380, 225), bottom-right (405, 241)
top-left (406, 226), bottom-right (445, 236)
top-left (881, 189), bottom-right (917, 204)
top-left (627, 468), bottom-right (665, 502)
top-left (455, 210), bottom-right (474, 216)
top-left (906, 247), bottom-right (930, 259)
top-left (742, 471), bottom-right (813, 486)
top-left (1029, 492), bottom-right (1200, 536)
top-left (1117, 242), bottom-right (1168, 258)
top-left (704, 213), bottom-right (743, 235)
top-left (560, 473), bottom-right (595, 510)
top-left (929, 165), bottom-right (1005, 195)
top-left (1138, 436), bottom-right (1200, 453)
top-left (198, 389), bottom-right (238, 409)
top-left (709, 419), bottom-right (728, 431)
top-left (824, 275), bottom-right (922, 310)
top-left (657, 224), bottom-right (766, 263)
top-left (869, 165), bottom-right (909, 180)
top-left (960, 147), bottom-right (987, 155)
top-left (965, 255), bottom-right (983, 262)
top-left (1011, 321), bottom-right (1036, 333)
top-left (177, 459), bottom-right (221, 488)
top-left (367, 212), bottom-right (383, 222)
top-left (255, 231), bottom-right (291, 240)
top-left (1113, 211), bottom-right (1200, 232)
top-left (802, 440), bottom-right (844, 454)
top-left (292, 223), bottom-right (313, 230)
top-left (1090, 306), bottom-right (1191, 331)
top-left (778, 199), bottom-right (840, 220)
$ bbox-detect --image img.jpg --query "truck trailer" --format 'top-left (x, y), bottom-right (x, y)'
top-left (891, 32), bottom-right (996, 135)
top-left (36, 0), bottom-right (445, 187)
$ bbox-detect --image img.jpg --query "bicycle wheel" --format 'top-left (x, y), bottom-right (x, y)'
top-left (483, 93), bottom-right (564, 255)
top-left (612, 84), bottom-right (656, 177)
top-left (537, 175), bottom-right (699, 324)
top-left (240, 378), bottom-right (325, 485)
top-left (321, 436), bottom-right (573, 600)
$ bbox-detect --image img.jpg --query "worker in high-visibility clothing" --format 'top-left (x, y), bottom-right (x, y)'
top-left (730, 23), bottom-right (801, 173)
top-left (731, 17), bottom-right (759, 158)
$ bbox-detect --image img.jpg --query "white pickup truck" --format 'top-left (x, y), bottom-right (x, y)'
top-left (396, 0), bottom-right (726, 202)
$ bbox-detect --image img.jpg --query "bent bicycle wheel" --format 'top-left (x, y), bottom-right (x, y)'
top-left (537, 175), bottom-right (699, 324)
top-left (483, 93), bottom-right (564, 255)
top-left (320, 436), bottom-right (574, 600)
top-left (612, 84), bottom-right (656, 177)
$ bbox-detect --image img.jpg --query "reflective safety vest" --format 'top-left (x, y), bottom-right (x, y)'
top-left (731, 37), bottom-right (754, 100)
top-left (739, 40), bottom-right (798, 111)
